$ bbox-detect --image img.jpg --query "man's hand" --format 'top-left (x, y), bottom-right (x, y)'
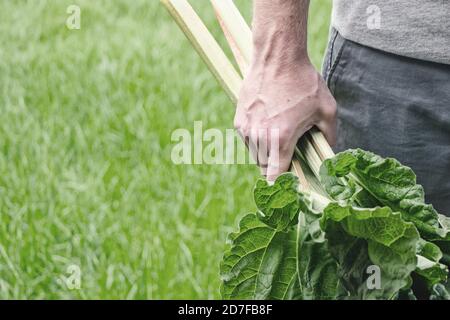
top-left (234, 0), bottom-right (336, 181)
top-left (235, 60), bottom-right (336, 181)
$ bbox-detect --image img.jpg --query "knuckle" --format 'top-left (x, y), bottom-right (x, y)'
top-left (321, 104), bottom-right (337, 121)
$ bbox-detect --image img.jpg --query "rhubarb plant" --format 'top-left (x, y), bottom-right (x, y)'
top-left (220, 149), bottom-right (450, 300)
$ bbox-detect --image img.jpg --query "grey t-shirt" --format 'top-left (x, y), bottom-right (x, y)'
top-left (332, 0), bottom-right (450, 65)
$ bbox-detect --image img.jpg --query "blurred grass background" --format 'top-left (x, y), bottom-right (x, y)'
top-left (0, 0), bottom-right (332, 299)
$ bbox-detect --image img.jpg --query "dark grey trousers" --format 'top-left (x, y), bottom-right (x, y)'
top-left (322, 29), bottom-right (450, 216)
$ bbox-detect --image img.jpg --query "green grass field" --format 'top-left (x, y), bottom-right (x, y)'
top-left (0, 0), bottom-right (332, 299)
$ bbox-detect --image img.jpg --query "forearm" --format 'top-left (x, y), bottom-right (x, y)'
top-left (252, 0), bottom-right (310, 68)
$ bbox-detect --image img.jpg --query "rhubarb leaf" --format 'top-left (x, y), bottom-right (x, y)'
top-left (254, 174), bottom-right (301, 231)
top-left (220, 214), bottom-right (301, 300)
top-left (415, 239), bottom-right (448, 287)
top-left (321, 203), bottom-right (419, 299)
top-left (297, 194), bottom-right (341, 299)
top-left (321, 149), bottom-right (447, 240)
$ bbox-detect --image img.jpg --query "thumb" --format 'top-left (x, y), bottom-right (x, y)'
top-left (316, 118), bottom-right (337, 147)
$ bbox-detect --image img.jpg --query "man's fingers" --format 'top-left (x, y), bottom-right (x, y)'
top-left (256, 128), bottom-right (269, 168)
top-left (266, 146), bottom-right (294, 182)
top-left (243, 128), bottom-right (271, 169)
top-left (260, 165), bottom-right (268, 177)
top-left (247, 131), bottom-right (259, 166)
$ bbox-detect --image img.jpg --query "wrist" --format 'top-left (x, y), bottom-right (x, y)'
top-left (252, 27), bottom-right (309, 69)
top-left (251, 44), bottom-right (312, 75)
